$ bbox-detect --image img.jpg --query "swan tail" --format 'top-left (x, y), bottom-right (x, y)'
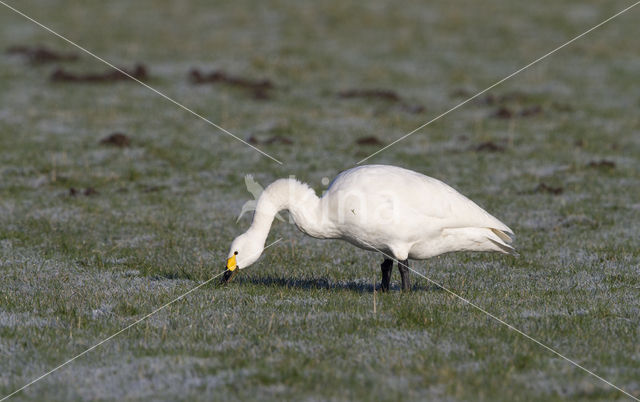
top-left (442, 227), bottom-right (518, 257)
top-left (486, 228), bottom-right (518, 257)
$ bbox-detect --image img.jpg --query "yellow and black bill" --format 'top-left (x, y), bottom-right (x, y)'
top-left (226, 253), bottom-right (237, 271)
top-left (221, 253), bottom-right (238, 284)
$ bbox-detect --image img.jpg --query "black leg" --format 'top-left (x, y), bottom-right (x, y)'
top-left (398, 260), bottom-right (411, 291)
top-left (380, 259), bottom-right (393, 292)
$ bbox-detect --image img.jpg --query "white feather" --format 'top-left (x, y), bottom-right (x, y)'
top-left (227, 165), bottom-right (516, 269)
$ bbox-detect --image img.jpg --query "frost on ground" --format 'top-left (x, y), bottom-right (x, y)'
top-left (1, 0), bottom-right (639, 401)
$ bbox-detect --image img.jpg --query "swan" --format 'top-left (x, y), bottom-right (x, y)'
top-left (222, 164), bottom-right (515, 291)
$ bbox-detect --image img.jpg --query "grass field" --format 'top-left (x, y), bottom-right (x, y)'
top-left (1, 0), bottom-right (639, 400)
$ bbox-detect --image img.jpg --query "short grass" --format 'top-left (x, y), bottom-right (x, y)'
top-left (1, 0), bottom-right (639, 400)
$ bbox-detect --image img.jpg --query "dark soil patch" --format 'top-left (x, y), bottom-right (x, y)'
top-left (83, 187), bottom-right (98, 196)
top-left (478, 91), bottom-right (545, 119)
top-left (51, 64), bottom-right (148, 83)
top-left (492, 106), bottom-right (514, 119)
top-left (474, 141), bottom-right (506, 153)
top-left (480, 92), bottom-right (529, 105)
top-left (533, 183), bottom-right (563, 195)
top-left (587, 160), bottom-right (616, 170)
top-left (141, 185), bottom-right (165, 193)
top-left (338, 88), bottom-right (425, 114)
top-left (6, 45), bottom-right (78, 64)
top-left (247, 135), bottom-right (293, 145)
top-left (189, 69), bottom-right (274, 99)
top-left (355, 136), bottom-right (383, 146)
top-left (338, 89), bottom-right (401, 102)
top-left (491, 105), bottom-right (544, 119)
top-left (100, 133), bottom-right (131, 148)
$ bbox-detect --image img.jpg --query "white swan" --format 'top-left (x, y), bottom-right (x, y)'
top-left (223, 164), bottom-right (515, 291)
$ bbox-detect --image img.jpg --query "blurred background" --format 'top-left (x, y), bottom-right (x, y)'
top-left (1, 1), bottom-right (638, 400)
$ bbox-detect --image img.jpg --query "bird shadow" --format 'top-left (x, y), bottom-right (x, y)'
top-left (235, 274), bottom-right (441, 294)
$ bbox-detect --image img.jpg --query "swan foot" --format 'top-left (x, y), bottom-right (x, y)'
top-left (380, 259), bottom-right (393, 292)
top-left (398, 260), bottom-right (411, 291)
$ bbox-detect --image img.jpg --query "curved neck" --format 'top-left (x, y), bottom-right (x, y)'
top-left (247, 178), bottom-right (329, 244)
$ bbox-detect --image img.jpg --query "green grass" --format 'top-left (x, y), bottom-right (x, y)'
top-left (1, 0), bottom-right (639, 400)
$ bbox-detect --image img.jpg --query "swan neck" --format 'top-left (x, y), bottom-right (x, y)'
top-left (248, 178), bottom-right (323, 240)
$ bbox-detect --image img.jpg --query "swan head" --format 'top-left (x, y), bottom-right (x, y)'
top-left (221, 232), bottom-right (263, 283)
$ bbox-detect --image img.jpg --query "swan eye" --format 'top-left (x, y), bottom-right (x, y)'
top-left (234, 251), bottom-right (238, 255)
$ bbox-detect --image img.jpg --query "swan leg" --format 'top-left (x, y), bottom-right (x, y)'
top-left (398, 260), bottom-right (411, 291)
top-left (380, 259), bottom-right (393, 292)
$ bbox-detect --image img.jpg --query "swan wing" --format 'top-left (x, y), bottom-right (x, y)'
top-left (327, 165), bottom-right (513, 236)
